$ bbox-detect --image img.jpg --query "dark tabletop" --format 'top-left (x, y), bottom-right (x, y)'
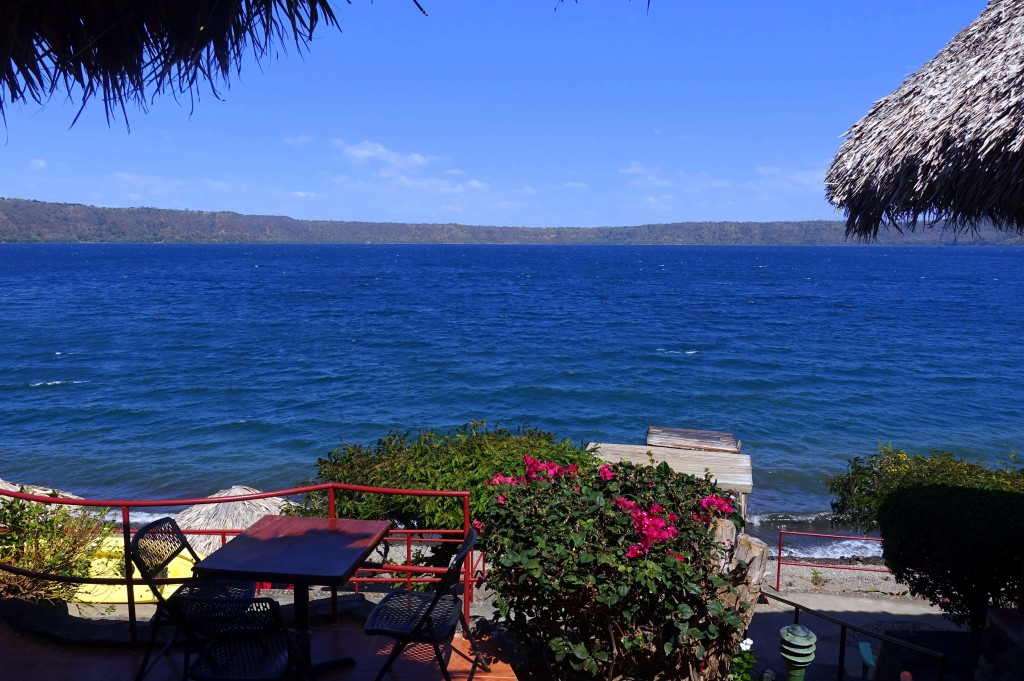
top-left (193, 515), bottom-right (392, 585)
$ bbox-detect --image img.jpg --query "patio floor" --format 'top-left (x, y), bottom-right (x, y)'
top-left (0, 596), bottom-right (520, 681)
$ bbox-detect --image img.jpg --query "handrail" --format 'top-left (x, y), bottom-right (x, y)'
top-left (0, 482), bottom-right (473, 643)
top-left (776, 530), bottom-right (888, 591)
top-left (762, 590), bottom-right (947, 681)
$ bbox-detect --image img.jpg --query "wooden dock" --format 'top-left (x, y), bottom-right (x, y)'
top-left (646, 426), bottom-right (740, 454)
top-left (589, 426), bottom-right (751, 516)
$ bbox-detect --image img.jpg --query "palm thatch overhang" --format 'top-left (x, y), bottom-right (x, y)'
top-left (826, 0), bottom-right (1024, 239)
top-left (0, 0), bottom-right (360, 122)
top-left (175, 485), bottom-right (291, 557)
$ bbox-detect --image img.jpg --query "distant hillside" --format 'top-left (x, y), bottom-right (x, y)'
top-left (1, 198), bottom-right (1021, 246)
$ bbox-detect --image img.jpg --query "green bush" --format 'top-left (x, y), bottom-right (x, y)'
top-left (478, 457), bottom-right (750, 680)
top-left (293, 421), bottom-right (597, 531)
top-left (826, 444), bottom-right (1024, 533)
top-left (0, 495), bottom-right (113, 601)
top-left (878, 485), bottom-right (1024, 635)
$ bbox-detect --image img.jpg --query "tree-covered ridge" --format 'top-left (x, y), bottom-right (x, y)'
top-left (1, 198), bottom-right (1021, 245)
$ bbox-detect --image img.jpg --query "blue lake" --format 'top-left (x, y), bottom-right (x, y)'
top-left (1, 243), bottom-right (1021, 527)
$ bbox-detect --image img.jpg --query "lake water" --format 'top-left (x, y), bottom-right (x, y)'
top-left (2, 244), bottom-right (1021, 551)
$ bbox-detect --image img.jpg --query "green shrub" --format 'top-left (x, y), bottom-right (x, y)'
top-left (293, 421), bottom-right (597, 531)
top-left (878, 485), bottom-right (1024, 635)
top-left (0, 495), bottom-right (113, 601)
top-left (826, 444), bottom-right (1024, 533)
top-left (478, 457), bottom-right (750, 680)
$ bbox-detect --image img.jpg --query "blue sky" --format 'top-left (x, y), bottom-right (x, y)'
top-left (1, 1), bottom-right (988, 228)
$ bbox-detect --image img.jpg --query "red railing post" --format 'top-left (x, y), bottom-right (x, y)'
top-left (328, 485), bottom-right (336, 518)
top-left (121, 505), bottom-right (137, 643)
top-left (777, 531), bottom-right (785, 591)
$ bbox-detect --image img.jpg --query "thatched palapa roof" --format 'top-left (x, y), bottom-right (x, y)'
top-left (1, 1), bottom-right (347, 121)
top-left (175, 485), bottom-right (290, 558)
top-left (826, 0), bottom-right (1024, 239)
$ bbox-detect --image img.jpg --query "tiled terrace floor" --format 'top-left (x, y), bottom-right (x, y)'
top-left (0, 598), bottom-right (520, 681)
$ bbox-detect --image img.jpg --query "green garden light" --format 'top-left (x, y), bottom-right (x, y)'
top-left (779, 624), bottom-right (816, 681)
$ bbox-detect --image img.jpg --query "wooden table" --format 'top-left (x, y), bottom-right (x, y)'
top-left (193, 515), bottom-right (392, 668)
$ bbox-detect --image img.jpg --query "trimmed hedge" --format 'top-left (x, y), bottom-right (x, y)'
top-left (291, 421), bottom-right (597, 531)
top-left (878, 485), bottom-right (1024, 635)
top-left (826, 444), bottom-right (1024, 533)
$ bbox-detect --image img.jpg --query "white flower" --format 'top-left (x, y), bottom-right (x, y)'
top-left (740, 638), bottom-right (753, 652)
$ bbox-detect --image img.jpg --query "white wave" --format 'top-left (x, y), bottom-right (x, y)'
top-left (745, 510), bottom-right (831, 527)
top-left (105, 509), bottom-right (178, 526)
top-left (685, 350), bottom-right (698, 355)
top-left (778, 539), bottom-right (884, 560)
top-left (29, 380), bottom-right (89, 387)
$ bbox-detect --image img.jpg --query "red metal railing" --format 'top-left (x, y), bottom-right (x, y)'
top-left (0, 483), bottom-right (474, 643)
top-left (763, 591), bottom-right (943, 681)
top-left (775, 530), bottom-right (888, 591)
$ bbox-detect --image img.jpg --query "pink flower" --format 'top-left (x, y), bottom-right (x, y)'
top-left (497, 494), bottom-right (507, 505)
top-left (618, 498), bottom-right (680, 559)
top-left (598, 464), bottom-right (616, 481)
top-left (472, 519), bottom-right (485, 532)
top-left (488, 473), bottom-right (519, 486)
top-left (699, 494), bottom-right (735, 515)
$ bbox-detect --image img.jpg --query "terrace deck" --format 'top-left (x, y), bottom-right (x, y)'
top-left (0, 595), bottom-right (519, 681)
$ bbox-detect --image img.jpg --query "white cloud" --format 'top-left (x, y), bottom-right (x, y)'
top-left (291, 191), bottom-right (316, 198)
top-left (111, 172), bottom-right (184, 195)
top-left (517, 186), bottom-right (538, 196)
top-left (640, 194), bottom-right (675, 209)
top-left (28, 159), bottom-right (46, 170)
top-left (283, 134), bottom-right (314, 146)
top-left (561, 181), bottom-right (588, 190)
top-left (393, 175), bottom-right (486, 194)
top-left (332, 139), bottom-right (429, 170)
top-left (619, 161), bottom-right (658, 175)
top-left (677, 171), bottom-right (732, 193)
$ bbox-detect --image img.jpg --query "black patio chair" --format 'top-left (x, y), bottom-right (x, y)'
top-left (131, 516), bottom-right (256, 681)
top-left (364, 528), bottom-right (490, 681)
top-left (185, 597), bottom-right (313, 681)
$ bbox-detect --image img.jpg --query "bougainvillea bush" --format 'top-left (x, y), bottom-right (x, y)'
top-left (477, 457), bottom-right (751, 680)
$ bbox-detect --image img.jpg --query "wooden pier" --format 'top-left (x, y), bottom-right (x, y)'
top-left (590, 426), bottom-right (752, 516)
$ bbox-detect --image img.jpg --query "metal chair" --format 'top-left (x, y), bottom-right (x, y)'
top-left (131, 516), bottom-right (256, 681)
top-left (364, 529), bottom-right (490, 681)
top-left (185, 597), bottom-right (313, 681)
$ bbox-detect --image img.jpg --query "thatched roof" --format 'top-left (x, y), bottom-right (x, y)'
top-left (1, 1), bottom-right (344, 122)
top-left (175, 485), bottom-right (290, 557)
top-left (826, 0), bottom-right (1024, 239)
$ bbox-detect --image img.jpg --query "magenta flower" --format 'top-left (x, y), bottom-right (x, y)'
top-left (488, 473), bottom-right (519, 486)
top-left (598, 464), bottom-right (616, 481)
top-left (699, 494), bottom-right (735, 515)
top-left (617, 497), bottom-right (680, 558)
